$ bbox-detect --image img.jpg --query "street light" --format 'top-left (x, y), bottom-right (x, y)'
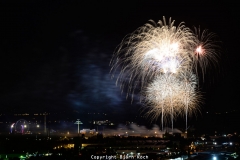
top-left (74, 119), bottom-right (83, 136)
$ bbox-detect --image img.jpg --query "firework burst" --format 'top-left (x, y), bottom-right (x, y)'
top-left (141, 74), bottom-right (182, 131)
top-left (110, 17), bottom-right (197, 99)
top-left (141, 72), bottom-right (202, 132)
top-left (110, 16), bottom-right (219, 132)
top-left (192, 27), bottom-right (221, 81)
top-left (178, 71), bottom-right (203, 131)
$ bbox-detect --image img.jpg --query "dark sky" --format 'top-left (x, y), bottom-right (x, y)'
top-left (0, 1), bottom-right (240, 132)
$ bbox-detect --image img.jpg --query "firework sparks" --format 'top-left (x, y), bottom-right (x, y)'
top-left (110, 16), bottom-right (219, 133)
top-left (141, 73), bottom-right (201, 132)
top-left (178, 71), bottom-right (202, 131)
top-left (193, 27), bottom-right (221, 80)
top-left (141, 74), bottom-right (180, 131)
top-left (110, 17), bottom-right (196, 98)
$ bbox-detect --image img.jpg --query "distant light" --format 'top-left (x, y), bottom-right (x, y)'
top-left (213, 156), bottom-right (217, 160)
top-left (230, 142), bottom-right (232, 145)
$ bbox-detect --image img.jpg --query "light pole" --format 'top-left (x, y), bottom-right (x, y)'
top-left (74, 119), bottom-right (83, 136)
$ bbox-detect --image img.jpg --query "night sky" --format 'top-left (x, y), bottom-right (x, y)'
top-left (0, 1), bottom-right (240, 133)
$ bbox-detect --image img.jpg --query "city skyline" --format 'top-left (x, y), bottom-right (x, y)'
top-left (0, 1), bottom-right (240, 133)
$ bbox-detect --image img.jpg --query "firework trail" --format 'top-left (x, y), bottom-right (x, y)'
top-left (176, 71), bottom-right (202, 131)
